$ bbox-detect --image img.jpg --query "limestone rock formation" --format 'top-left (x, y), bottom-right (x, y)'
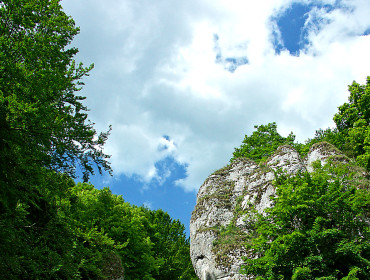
top-left (190, 142), bottom-right (349, 280)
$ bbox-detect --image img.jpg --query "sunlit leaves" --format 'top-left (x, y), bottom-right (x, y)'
top-left (242, 163), bottom-right (370, 279)
top-left (0, 1), bottom-right (112, 278)
top-left (63, 183), bottom-right (196, 280)
top-left (334, 77), bottom-right (370, 170)
top-left (0, 0), bottom-right (111, 184)
top-left (232, 122), bottom-right (296, 163)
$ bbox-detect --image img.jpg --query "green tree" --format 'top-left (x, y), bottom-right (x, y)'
top-left (145, 209), bottom-right (198, 280)
top-left (302, 128), bottom-right (346, 155)
top-left (0, 172), bottom-right (86, 279)
top-left (241, 161), bottom-right (370, 279)
top-left (0, 0), bottom-right (111, 209)
top-left (66, 183), bottom-right (197, 280)
top-left (334, 77), bottom-right (370, 169)
top-left (0, 1), bottom-right (111, 278)
top-left (232, 122), bottom-right (296, 163)
top-left (64, 183), bottom-right (122, 279)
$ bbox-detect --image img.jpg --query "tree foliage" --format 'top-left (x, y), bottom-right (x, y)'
top-left (0, 0), bottom-right (111, 196)
top-left (232, 122), bottom-right (296, 163)
top-left (0, 172), bottom-right (81, 279)
top-left (64, 183), bottom-right (197, 280)
top-left (333, 77), bottom-right (370, 170)
top-left (1, 179), bottom-right (197, 279)
top-left (146, 208), bottom-right (198, 280)
top-left (0, 1), bottom-right (112, 277)
top-left (241, 162), bottom-right (370, 279)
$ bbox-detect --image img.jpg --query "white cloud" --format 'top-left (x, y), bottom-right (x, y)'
top-left (143, 201), bottom-right (153, 209)
top-left (62, 0), bottom-right (370, 192)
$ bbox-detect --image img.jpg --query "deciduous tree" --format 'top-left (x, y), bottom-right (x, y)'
top-left (0, 1), bottom-right (111, 277)
top-left (232, 122), bottom-right (296, 163)
top-left (241, 162), bottom-right (370, 279)
top-left (0, 0), bottom-right (111, 209)
top-left (334, 77), bottom-right (370, 170)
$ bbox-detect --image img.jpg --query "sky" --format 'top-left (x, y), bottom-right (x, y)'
top-left (61, 0), bottom-right (370, 235)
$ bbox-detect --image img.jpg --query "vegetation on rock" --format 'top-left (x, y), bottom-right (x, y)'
top-left (241, 162), bottom-right (369, 279)
top-left (232, 122), bottom-right (296, 163)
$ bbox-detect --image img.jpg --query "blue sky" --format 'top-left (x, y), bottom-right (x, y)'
top-left (62, 0), bottom-right (370, 235)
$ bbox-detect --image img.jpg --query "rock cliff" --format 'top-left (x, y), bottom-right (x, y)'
top-left (190, 142), bottom-right (353, 280)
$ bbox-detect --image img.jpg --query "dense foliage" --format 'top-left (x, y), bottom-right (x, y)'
top-left (64, 183), bottom-right (196, 280)
top-left (0, 0), bottom-right (111, 184)
top-left (0, 1), bottom-right (196, 279)
top-left (241, 162), bottom-right (370, 279)
top-left (232, 122), bottom-right (296, 163)
top-left (334, 77), bottom-right (370, 170)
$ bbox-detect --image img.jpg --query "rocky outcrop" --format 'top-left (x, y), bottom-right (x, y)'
top-left (190, 142), bottom-right (350, 280)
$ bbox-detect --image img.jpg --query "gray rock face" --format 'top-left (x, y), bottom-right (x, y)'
top-left (190, 142), bottom-right (346, 280)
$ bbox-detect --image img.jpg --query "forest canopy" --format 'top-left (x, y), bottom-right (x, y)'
top-left (241, 162), bottom-right (369, 279)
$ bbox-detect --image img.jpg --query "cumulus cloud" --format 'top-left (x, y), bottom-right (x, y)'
top-left (62, 0), bottom-right (370, 192)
